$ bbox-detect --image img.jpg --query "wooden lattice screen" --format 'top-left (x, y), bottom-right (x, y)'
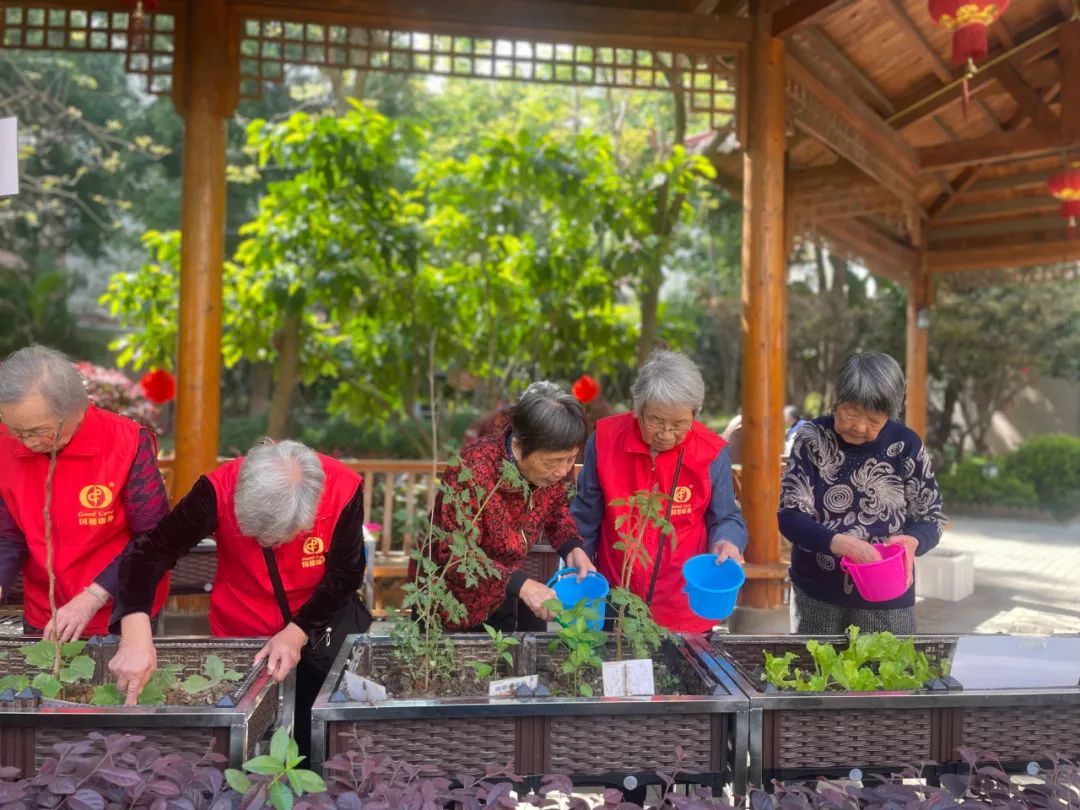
top-left (238, 18), bottom-right (738, 131)
top-left (0, 5), bottom-right (175, 95)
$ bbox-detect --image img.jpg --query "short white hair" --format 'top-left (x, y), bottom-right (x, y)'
top-left (631, 350), bottom-right (706, 417)
top-left (235, 440), bottom-right (325, 546)
top-left (0, 345), bottom-right (89, 418)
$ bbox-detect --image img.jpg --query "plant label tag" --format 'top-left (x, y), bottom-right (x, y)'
top-left (488, 675), bottom-right (538, 697)
top-left (343, 671), bottom-right (387, 702)
top-left (603, 659), bottom-right (655, 697)
top-left (0, 118), bottom-right (17, 197)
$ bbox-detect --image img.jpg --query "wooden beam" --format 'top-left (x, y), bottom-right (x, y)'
top-left (990, 62), bottom-right (1062, 140)
top-left (816, 217), bottom-right (918, 283)
top-left (740, 13), bottom-right (786, 610)
top-left (772, 0), bottom-right (847, 36)
top-left (967, 170), bottom-right (1057, 193)
top-left (876, 0), bottom-right (952, 83)
top-left (934, 195), bottom-right (1060, 223)
top-left (234, 0), bottom-right (755, 50)
top-left (928, 215), bottom-right (1065, 242)
top-left (919, 128), bottom-right (1063, 171)
top-left (928, 239), bottom-right (1080, 273)
top-left (800, 26), bottom-right (895, 115)
top-left (786, 52), bottom-right (919, 199)
top-left (1062, 21), bottom-right (1080, 140)
top-left (888, 23), bottom-right (1063, 129)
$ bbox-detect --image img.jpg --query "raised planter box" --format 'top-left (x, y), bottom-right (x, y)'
top-left (0, 636), bottom-right (286, 775)
top-left (915, 549), bottom-right (974, 602)
top-left (691, 634), bottom-right (1080, 786)
top-left (311, 633), bottom-right (749, 794)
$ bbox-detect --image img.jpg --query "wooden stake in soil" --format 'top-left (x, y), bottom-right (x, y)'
top-left (44, 423), bottom-right (63, 677)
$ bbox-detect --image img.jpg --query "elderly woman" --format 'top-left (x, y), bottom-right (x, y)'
top-left (0, 345), bottom-right (171, 640)
top-left (419, 381), bottom-right (595, 632)
top-left (779, 352), bottom-right (946, 635)
top-left (573, 351), bottom-right (748, 633)
top-left (107, 440), bottom-right (369, 757)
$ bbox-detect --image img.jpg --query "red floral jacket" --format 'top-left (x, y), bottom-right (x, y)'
top-left (415, 428), bottom-right (583, 630)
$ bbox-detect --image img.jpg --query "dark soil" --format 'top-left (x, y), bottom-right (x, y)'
top-left (538, 657), bottom-right (685, 697)
top-left (377, 664), bottom-right (515, 699)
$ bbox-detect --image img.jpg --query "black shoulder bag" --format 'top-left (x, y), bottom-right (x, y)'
top-left (645, 447), bottom-right (685, 606)
top-left (262, 548), bottom-right (373, 674)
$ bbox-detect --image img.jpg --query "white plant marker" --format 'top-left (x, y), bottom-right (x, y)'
top-left (343, 670), bottom-right (387, 702)
top-left (602, 659), bottom-right (655, 697)
top-left (488, 674), bottom-right (539, 697)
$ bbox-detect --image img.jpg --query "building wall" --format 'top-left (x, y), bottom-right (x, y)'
top-left (986, 376), bottom-right (1080, 455)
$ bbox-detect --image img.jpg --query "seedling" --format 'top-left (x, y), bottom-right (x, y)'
top-left (0, 640), bottom-right (95, 699)
top-left (226, 726), bottom-right (325, 810)
top-left (468, 623), bottom-right (520, 681)
top-left (182, 654), bottom-right (244, 696)
top-left (90, 663), bottom-right (184, 706)
top-left (546, 598), bottom-right (606, 697)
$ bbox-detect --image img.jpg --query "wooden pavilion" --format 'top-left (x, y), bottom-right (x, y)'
top-left (1, 0), bottom-right (1077, 609)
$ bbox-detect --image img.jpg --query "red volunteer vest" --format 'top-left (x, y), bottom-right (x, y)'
top-left (206, 454), bottom-right (361, 637)
top-left (0, 404), bottom-right (170, 635)
top-left (594, 412), bottom-right (725, 633)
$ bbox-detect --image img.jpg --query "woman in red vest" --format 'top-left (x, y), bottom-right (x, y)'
top-left (420, 381), bottom-right (596, 632)
top-left (572, 351), bottom-right (748, 633)
top-left (0, 345), bottom-right (171, 640)
top-left (107, 439), bottom-right (369, 757)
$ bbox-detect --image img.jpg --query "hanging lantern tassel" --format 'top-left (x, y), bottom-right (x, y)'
top-left (1048, 165), bottom-right (1080, 240)
top-left (128, 0), bottom-right (159, 52)
top-left (928, 0), bottom-right (1010, 119)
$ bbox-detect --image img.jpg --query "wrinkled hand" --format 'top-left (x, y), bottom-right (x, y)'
top-left (109, 614), bottom-right (157, 706)
top-left (886, 534), bottom-right (919, 587)
top-left (710, 540), bottom-right (744, 565)
top-left (831, 534), bottom-right (882, 564)
top-left (565, 547), bottom-right (597, 583)
top-left (254, 622), bottom-right (307, 683)
top-left (519, 579), bottom-right (558, 622)
top-left (46, 588), bottom-right (106, 643)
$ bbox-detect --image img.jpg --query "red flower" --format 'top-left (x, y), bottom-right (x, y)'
top-left (140, 368), bottom-right (176, 404)
top-left (572, 375), bottom-right (600, 405)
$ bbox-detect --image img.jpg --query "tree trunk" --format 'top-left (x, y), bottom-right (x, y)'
top-left (266, 310), bottom-right (302, 439)
top-left (248, 362), bottom-right (272, 418)
top-left (636, 263), bottom-right (662, 367)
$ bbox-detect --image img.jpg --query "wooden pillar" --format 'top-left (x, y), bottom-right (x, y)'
top-left (172, 1), bottom-right (237, 498)
top-left (739, 9), bottom-right (787, 609)
top-left (905, 255), bottom-right (930, 439)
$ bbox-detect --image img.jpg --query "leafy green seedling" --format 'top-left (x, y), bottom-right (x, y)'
top-left (225, 726), bottom-right (326, 810)
top-left (91, 663), bottom-right (184, 706)
top-left (468, 623), bottom-right (520, 681)
top-left (18, 640), bottom-right (95, 699)
top-left (182, 654), bottom-right (244, 696)
top-left (546, 598), bottom-right (606, 697)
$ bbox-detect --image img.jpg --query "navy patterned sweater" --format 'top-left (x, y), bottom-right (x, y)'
top-left (778, 416), bottom-right (946, 609)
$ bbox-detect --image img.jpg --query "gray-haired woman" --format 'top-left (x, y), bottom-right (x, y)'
top-left (779, 352), bottom-right (946, 635)
top-left (572, 350), bottom-right (747, 633)
top-left (107, 439), bottom-right (369, 758)
top-left (0, 345), bottom-right (171, 641)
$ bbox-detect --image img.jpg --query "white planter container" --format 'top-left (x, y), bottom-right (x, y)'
top-left (916, 549), bottom-right (975, 602)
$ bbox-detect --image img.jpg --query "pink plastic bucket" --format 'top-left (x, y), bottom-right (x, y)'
top-left (840, 544), bottom-right (908, 602)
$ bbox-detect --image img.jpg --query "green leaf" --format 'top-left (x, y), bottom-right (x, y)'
top-left (60, 641), bottom-right (87, 658)
top-left (20, 640), bottom-right (58, 669)
top-left (243, 755), bottom-right (285, 776)
top-left (270, 781), bottom-right (294, 810)
top-left (295, 769), bottom-right (325, 794)
top-left (205, 655), bottom-right (226, 681)
top-left (225, 769), bottom-right (252, 793)
top-left (65, 655), bottom-right (95, 682)
top-left (182, 674), bottom-right (212, 694)
top-left (31, 673), bottom-right (62, 699)
top-left (286, 738), bottom-right (300, 766)
top-left (579, 683), bottom-right (593, 697)
top-left (139, 681), bottom-right (166, 705)
top-left (270, 727), bottom-right (290, 763)
top-left (91, 684), bottom-right (124, 706)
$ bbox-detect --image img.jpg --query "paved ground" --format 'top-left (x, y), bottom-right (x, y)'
top-left (916, 515), bottom-right (1080, 635)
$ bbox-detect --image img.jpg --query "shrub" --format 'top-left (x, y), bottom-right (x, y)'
top-left (1005, 434), bottom-right (1080, 521)
top-left (937, 455), bottom-right (1038, 510)
top-left (74, 362), bottom-right (160, 431)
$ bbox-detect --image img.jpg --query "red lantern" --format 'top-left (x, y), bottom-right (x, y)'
top-left (1048, 164), bottom-right (1080, 240)
top-left (572, 375), bottom-right (600, 405)
top-left (140, 368), bottom-right (176, 405)
top-left (127, 0), bottom-right (159, 51)
top-left (928, 0), bottom-right (1009, 66)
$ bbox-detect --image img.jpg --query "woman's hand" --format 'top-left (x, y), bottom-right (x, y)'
top-left (565, 547), bottom-right (597, 582)
top-left (46, 587), bottom-right (107, 643)
top-left (254, 622), bottom-right (308, 683)
top-left (109, 614), bottom-right (157, 705)
top-left (519, 579), bottom-right (558, 621)
top-left (886, 535), bottom-right (919, 586)
top-left (710, 540), bottom-right (744, 565)
top-left (830, 534), bottom-right (882, 564)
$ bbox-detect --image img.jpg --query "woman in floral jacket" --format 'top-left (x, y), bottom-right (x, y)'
top-left (779, 352), bottom-right (946, 635)
top-left (421, 381), bottom-right (595, 632)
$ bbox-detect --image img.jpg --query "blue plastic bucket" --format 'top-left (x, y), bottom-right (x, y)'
top-left (682, 554), bottom-right (745, 621)
top-left (546, 569), bottom-right (610, 631)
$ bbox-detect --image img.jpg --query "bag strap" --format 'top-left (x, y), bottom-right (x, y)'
top-left (262, 547), bottom-right (293, 625)
top-left (645, 446), bottom-right (685, 605)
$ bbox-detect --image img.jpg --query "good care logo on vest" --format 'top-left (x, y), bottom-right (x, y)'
top-left (672, 485), bottom-right (693, 517)
top-left (301, 535), bottom-right (326, 569)
top-left (77, 483), bottom-right (116, 527)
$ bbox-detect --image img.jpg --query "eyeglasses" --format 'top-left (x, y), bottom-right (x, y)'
top-left (643, 415), bottom-right (693, 434)
top-left (4, 424), bottom-right (59, 441)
